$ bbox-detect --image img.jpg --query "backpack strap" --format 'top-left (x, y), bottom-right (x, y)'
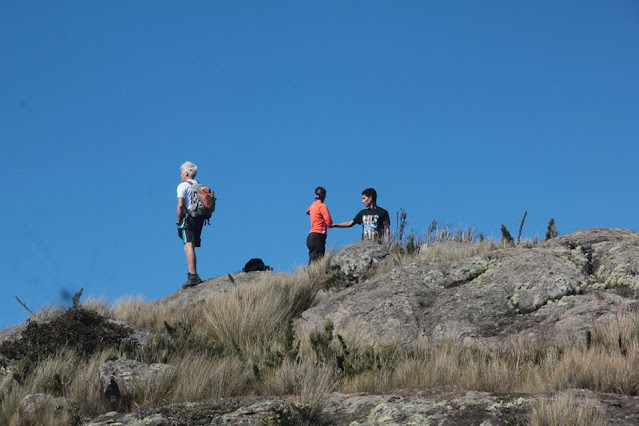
top-left (185, 180), bottom-right (199, 203)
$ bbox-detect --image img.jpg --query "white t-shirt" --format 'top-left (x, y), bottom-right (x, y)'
top-left (177, 179), bottom-right (198, 210)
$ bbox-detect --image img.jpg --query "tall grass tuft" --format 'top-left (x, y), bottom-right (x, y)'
top-left (529, 391), bottom-right (605, 426)
top-left (0, 349), bottom-right (115, 426)
top-left (203, 272), bottom-right (320, 356)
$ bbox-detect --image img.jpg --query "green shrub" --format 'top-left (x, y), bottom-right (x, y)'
top-left (501, 225), bottom-right (514, 245)
top-left (261, 402), bottom-right (323, 426)
top-left (545, 218), bottom-right (559, 240)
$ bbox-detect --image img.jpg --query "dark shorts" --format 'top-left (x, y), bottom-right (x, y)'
top-left (178, 216), bottom-right (205, 247)
top-left (306, 232), bottom-right (327, 264)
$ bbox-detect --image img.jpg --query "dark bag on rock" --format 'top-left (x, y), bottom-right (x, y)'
top-left (242, 258), bottom-right (273, 272)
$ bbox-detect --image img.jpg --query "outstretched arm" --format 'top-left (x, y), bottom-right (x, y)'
top-left (331, 220), bottom-right (355, 228)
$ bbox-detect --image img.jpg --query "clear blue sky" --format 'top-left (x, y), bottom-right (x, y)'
top-left (1, 1), bottom-right (638, 327)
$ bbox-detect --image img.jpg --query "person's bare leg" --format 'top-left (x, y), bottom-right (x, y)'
top-left (184, 242), bottom-right (197, 274)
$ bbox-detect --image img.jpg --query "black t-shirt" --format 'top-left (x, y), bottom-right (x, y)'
top-left (353, 207), bottom-right (391, 241)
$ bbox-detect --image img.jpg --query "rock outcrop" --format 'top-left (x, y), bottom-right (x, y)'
top-left (330, 240), bottom-right (397, 282)
top-left (543, 227), bottom-right (639, 292)
top-left (85, 388), bottom-right (639, 425)
top-left (301, 228), bottom-right (639, 348)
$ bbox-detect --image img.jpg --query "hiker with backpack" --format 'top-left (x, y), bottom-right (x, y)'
top-left (331, 188), bottom-right (391, 243)
top-left (176, 161), bottom-right (216, 288)
top-left (305, 186), bottom-right (333, 263)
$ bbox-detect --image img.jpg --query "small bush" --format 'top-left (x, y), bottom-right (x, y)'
top-left (501, 225), bottom-right (514, 246)
top-left (545, 218), bottom-right (559, 240)
top-left (261, 402), bottom-right (323, 426)
top-left (0, 308), bottom-right (132, 362)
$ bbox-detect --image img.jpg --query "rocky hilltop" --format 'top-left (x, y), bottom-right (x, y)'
top-left (301, 228), bottom-right (639, 349)
top-left (2, 228), bottom-right (639, 425)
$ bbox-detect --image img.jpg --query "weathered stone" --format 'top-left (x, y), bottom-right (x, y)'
top-left (329, 240), bottom-right (397, 281)
top-left (84, 388), bottom-right (639, 425)
top-left (0, 324), bottom-right (27, 369)
top-left (301, 229), bottom-right (639, 349)
top-left (0, 323), bottom-right (26, 344)
top-left (99, 359), bottom-right (175, 402)
top-left (19, 393), bottom-right (68, 419)
top-left (543, 228), bottom-right (639, 292)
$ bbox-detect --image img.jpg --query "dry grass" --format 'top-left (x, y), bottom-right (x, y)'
top-left (78, 296), bottom-right (112, 318)
top-left (0, 349), bottom-right (114, 425)
top-left (202, 273), bottom-right (318, 355)
top-left (29, 305), bottom-right (66, 324)
top-left (259, 359), bottom-right (335, 406)
top-left (4, 243), bottom-right (639, 423)
top-left (529, 391), bottom-right (606, 426)
top-left (160, 354), bottom-right (252, 403)
top-left (340, 311), bottom-right (639, 396)
top-left (108, 257), bottom-right (331, 337)
top-left (416, 239), bottom-right (499, 262)
top-left (113, 295), bottom-right (204, 332)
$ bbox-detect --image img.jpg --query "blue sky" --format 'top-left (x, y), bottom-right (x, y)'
top-left (1, 1), bottom-right (638, 327)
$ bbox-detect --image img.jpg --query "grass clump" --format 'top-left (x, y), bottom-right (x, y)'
top-left (203, 274), bottom-right (318, 357)
top-left (529, 391), bottom-right (605, 426)
top-left (308, 320), bottom-right (398, 383)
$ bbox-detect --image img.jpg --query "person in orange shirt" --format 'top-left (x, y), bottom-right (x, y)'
top-left (306, 186), bottom-right (333, 264)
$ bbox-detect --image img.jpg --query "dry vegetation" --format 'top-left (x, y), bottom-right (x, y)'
top-left (529, 391), bottom-right (606, 426)
top-left (0, 237), bottom-right (634, 424)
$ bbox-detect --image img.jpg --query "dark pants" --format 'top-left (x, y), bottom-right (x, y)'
top-left (306, 232), bottom-right (326, 264)
top-left (178, 215), bottom-right (205, 247)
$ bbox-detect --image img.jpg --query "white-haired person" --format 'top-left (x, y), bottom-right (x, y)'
top-left (176, 161), bottom-right (204, 288)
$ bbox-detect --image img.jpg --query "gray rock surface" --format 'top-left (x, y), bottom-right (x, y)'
top-left (20, 393), bottom-right (68, 419)
top-left (330, 240), bottom-right (397, 281)
top-left (0, 323), bottom-right (26, 344)
top-left (0, 323), bottom-right (27, 367)
top-left (84, 388), bottom-right (639, 425)
top-left (99, 359), bottom-right (175, 402)
top-left (543, 227), bottom-right (639, 292)
top-left (154, 271), bottom-right (289, 307)
top-left (301, 228), bottom-right (639, 348)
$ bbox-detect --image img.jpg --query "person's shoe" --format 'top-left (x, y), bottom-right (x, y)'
top-left (181, 273), bottom-right (203, 289)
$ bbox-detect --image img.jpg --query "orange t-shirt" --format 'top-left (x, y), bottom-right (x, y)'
top-left (306, 200), bottom-right (333, 234)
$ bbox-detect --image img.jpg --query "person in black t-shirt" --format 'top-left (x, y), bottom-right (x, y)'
top-left (331, 188), bottom-right (391, 243)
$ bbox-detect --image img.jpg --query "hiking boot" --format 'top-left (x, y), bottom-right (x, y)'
top-left (181, 273), bottom-right (202, 289)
